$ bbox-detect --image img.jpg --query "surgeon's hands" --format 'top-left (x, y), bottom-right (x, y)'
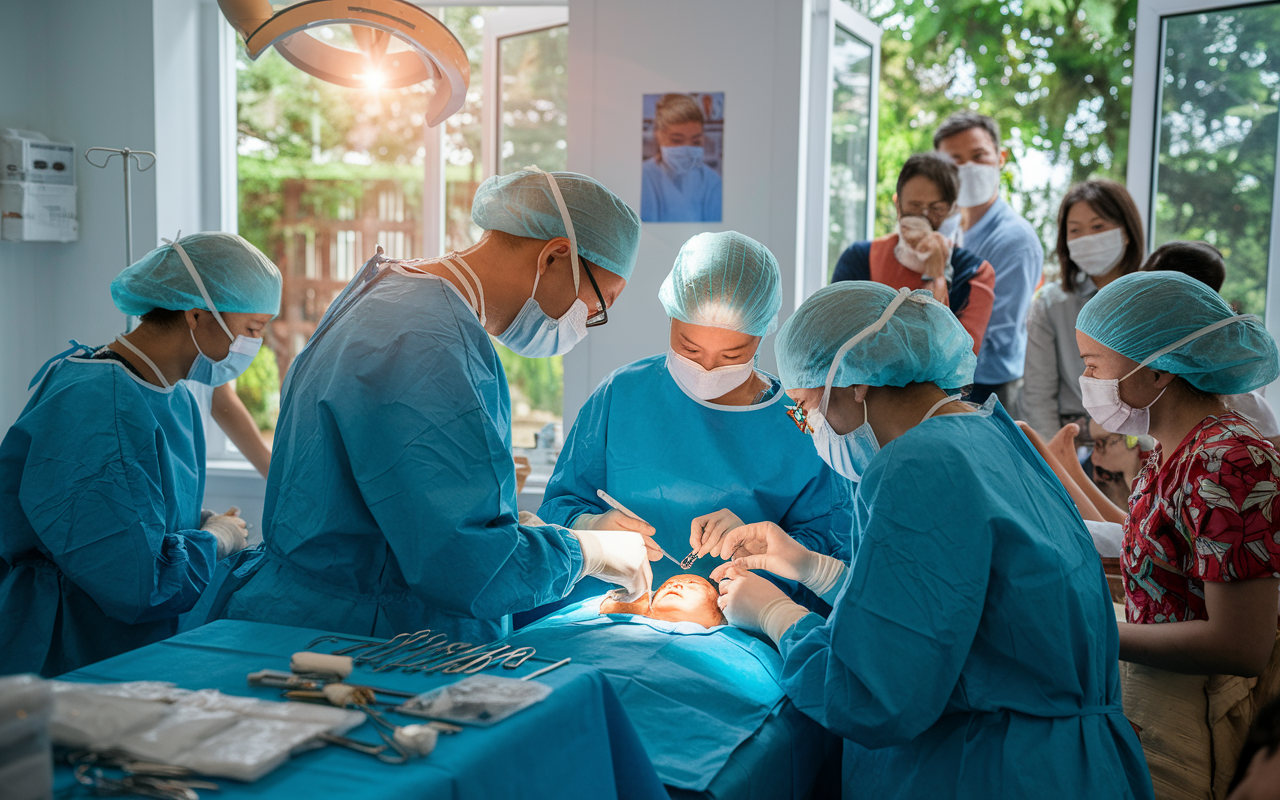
top-left (716, 565), bottom-right (809, 643)
top-left (688, 509), bottom-right (746, 560)
top-left (709, 522), bottom-right (815, 583)
top-left (202, 507), bottom-right (248, 559)
top-left (572, 529), bottom-right (653, 602)
top-left (573, 510), bottom-right (662, 562)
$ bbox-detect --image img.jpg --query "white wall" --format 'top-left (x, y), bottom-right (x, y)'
top-left (563, 0), bottom-right (810, 424)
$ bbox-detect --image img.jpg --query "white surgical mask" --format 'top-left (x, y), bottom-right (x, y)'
top-left (956, 162), bottom-right (1001, 208)
top-left (169, 238), bottom-right (263, 387)
top-left (1079, 315), bottom-right (1249, 436)
top-left (1067, 228), bottom-right (1126, 277)
top-left (495, 168), bottom-right (592, 358)
top-left (660, 145), bottom-right (705, 175)
top-left (666, 349), bottom-right (755, 400)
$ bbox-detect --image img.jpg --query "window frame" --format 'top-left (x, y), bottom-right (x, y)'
top-left (1127, 0), bottom-right (1280, 400)
top-left (798, 0), bottom-right (882, 304)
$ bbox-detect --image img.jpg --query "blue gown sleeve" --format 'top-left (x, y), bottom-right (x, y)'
top-left (539, 378), bottom-right (613, 528)
top-left (703, 169), bottom-right (723, 223)
top-left (343, 322), bottom-right (584, 621)
top-left (640, 161), bottom-right (661, 222)
top-left (779, 466), bottom-right (853, 563)
top-left (775, 437), bottom-right (991, 748)
top-left (831, 242), bottom-right (872, 283)
top-left (16, 377), bottom-right (218, 625)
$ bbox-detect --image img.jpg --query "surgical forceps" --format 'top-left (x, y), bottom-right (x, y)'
top-left (371, 632), bottom-right (450, 672)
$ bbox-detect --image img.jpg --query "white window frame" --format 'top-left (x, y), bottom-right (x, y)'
top-left (1127, 0), bottom-right (1280, 400)
top-left (797, 0), bottom-right (882, 304)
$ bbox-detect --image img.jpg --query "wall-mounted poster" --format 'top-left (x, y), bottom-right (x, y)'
top-left (640, 92), bottom-right (724, 223)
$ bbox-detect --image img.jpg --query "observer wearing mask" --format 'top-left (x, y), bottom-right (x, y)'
top-left (933, 112), bottom-right (1045, 411)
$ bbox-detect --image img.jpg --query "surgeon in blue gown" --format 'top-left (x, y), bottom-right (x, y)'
top-left (0, 233), bottom-right (282, 676)
top-left (536, 231), bottom-right (852, 616)
top-left (217, 168), bottom-right (652, 642)
top-left (712, 281), bottom-right (1154, 799)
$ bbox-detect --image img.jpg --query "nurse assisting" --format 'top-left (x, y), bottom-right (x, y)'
top-left (711, 282), bottom-right (1153, 798)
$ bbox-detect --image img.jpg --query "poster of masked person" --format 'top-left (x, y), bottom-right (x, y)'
top-left (641, 92), bottom-right (724, 223)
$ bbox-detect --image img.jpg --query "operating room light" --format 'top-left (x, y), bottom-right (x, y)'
top-left (216, 0), bottom-right (470, 126)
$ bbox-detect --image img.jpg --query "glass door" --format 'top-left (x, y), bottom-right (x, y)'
top-left (801, 0), bottom-right (881, 300)
top-left (1129, 0), bottom-right (1280, 397)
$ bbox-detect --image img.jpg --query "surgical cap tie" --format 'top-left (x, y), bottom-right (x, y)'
top-left (165, 236), bottom-right (238, 340)
top-left (819, 288), bottom-right (913, 417)
top-left (1117, 314), bottom-right (1252, 382)
top-left (525, 166), bottom-right (581, 295)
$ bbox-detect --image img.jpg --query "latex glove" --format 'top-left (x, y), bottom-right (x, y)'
top-left (689, 509), bottom-right (746, 560)
top-left (518, 510), bottom-right (547, 526)
top-left (573, 509), bottom-right (662, 562)
top-left (202, 507), bottom-right (248, 559)
top-left (573, 529), bottom-right (653, 602)
top-left (710, 522), bottom-right (847, 602)
top-left (716, 565), bottom-right (809, 643)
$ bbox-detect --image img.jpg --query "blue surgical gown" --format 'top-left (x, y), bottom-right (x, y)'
top-left (539, 354), bottom-right (852, 599)
top-left (0, 352), bottom-right (217, 676)
top-left (640, 158), bottom-right (722, 223)
top-left (217, 269), bottom-right (584, 641)
top-left (777, 401), bottom-right (1153, 799)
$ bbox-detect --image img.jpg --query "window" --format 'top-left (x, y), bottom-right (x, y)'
top-left (1149, 3), bottom-right (1279, 317)
top-left (827, 23), bottom-right (876, 278)
top-left (233, 6), bottom-right (569, 453)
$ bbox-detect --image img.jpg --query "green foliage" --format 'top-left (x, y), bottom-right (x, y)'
top-left (495, 345), bottom-right (564, 416)
top-left (1148, 6), bottom-right (1279, 315)
top-left (855, 0), bottom-right (1138, 248)
top-left (235, 345), bottom-right (280, 431)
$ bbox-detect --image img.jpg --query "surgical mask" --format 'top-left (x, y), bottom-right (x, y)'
top-left (1067, 228), bottom-right (1126, 277)
top-left (666, 349), bottom-right (755, 400)
top-left (169, 238), bottom-right (263, 387)
top-left (660, 146), bottom-right (704, 174)
top-left (494, 167), bottom-right (592, 358)
top-left (1079, 314), bottom-right (1249, 435)
top-left (956, 162), bottom-right (1000, 208)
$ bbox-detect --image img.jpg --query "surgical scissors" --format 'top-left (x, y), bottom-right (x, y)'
top-left (372, 632), bottom-right (450, 672)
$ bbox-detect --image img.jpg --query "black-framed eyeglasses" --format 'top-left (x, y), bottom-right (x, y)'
top-left (583, 261), bottom-right (608, 327)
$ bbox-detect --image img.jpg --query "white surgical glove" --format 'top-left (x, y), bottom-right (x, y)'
top-left (688, 508), bottom-right (746, 559)
top-left (202, 508), bottom-right (248, 559)
top-left (572, 529), bottom-right (653, 602)
top-left (519, 510), bottom-right (547, 527)
top-left (572, 510), bottom-right (661, 562)
top-left (715, 566), bottom-right (810, 644)
top-left (710, 522), bottom-right (849, 604)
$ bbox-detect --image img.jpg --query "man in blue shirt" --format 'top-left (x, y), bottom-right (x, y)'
top-left (934, 112), bottom-right (1044, 411)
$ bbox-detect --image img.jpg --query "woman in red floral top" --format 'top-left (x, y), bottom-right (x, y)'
top-left (1076, 271), bottom-right (1280, 678)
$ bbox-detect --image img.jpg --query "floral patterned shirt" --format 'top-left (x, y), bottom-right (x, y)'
top-left (1123, 412), bottom-right (1280, 624)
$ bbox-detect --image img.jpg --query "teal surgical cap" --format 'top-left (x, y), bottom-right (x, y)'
top-left (776, 282), bottom-right (976, 391)
top-left (658, 231), bottom-right (782, 336)
top-left (471, 168), bottom-right (642, 281)
top-left (1076, 270), bottom-right (1279, 395)
top-left (111, 232), bottom-right (282, 317)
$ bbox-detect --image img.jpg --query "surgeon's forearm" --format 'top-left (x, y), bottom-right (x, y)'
top-left (211, 383), bottom-right (272, 479)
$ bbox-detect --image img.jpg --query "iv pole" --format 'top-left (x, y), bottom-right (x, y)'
top-left (85, 146), bottom-right (156, 331)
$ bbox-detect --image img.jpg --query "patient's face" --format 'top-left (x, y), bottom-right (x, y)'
top-left (648, 575), bottom-right (725, 628)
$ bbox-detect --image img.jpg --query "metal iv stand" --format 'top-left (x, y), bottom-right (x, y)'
top-left (85, 146), bottom-right (156, 331)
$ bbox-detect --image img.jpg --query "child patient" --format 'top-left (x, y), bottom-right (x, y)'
top-left (598, 574), bottom-right (726, 628)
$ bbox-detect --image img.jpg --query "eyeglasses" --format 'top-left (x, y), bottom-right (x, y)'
top-left (900, 202), bottom-right (955, 219)
top-left (583, 261), bottom-right (608, 328)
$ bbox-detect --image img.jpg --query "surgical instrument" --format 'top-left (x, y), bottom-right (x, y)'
top-left (596, 489), bottom-right (685, 569)
top-left (521, 658), bottom-right (571, 681)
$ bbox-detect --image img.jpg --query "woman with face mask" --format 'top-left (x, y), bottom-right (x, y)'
top-left (640, 93), bottom-right (722, 223)
top-left (1075, 271), bottom-right (1280, 798)
top-left (213, 168), bottom-right (654, 644)
top-left (530, 232), bottom-right (851, 623)
top-left (0, 232), bottom-right (282, 676)
top-left (1021, 180), bottom-right (1145, 441)
top-left (708, 280), bottom-right (1153, 800)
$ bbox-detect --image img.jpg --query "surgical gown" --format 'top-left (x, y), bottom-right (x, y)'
top-left (217, 269), bottom-right (584, 641)
top-left (539, 354), bottom-right (852, 600)
top-left (776, 401), bottom-right (1153, 799)
top-left (0, 353), bottom-right (217, 676)
top-left (640, 158), bottom-right (722, 223)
